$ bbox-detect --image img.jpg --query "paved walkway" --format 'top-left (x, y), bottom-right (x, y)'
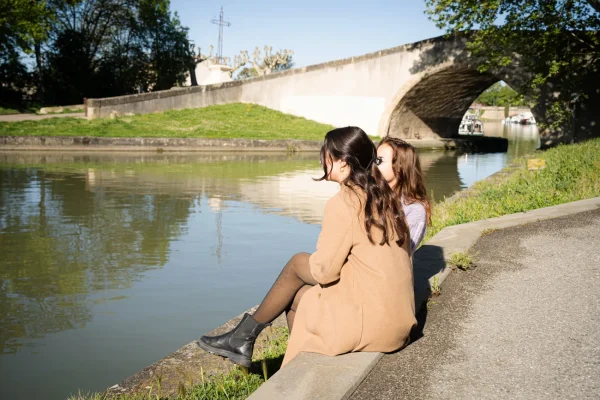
top-left (0, 113), bottom-right (84, 122)
top-left (351, 208), bottom-right (600, 400)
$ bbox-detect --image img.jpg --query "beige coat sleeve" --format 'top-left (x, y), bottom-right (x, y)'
top-left (309, 192), bottom-right (354, 285)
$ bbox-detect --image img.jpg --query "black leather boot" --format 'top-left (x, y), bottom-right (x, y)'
top-left (196, 313), bottom-right (270, 367)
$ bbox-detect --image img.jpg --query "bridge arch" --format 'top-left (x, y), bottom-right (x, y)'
top-left (378, 63), bottom-right (533, 139)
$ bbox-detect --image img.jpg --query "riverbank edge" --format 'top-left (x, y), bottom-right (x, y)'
top-left (0, 135), bottom-right (508, 152)
top-left (103, 306), bottom-right (289, 398)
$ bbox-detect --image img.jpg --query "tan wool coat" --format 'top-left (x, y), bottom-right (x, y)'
top-left (282, 185), bottom-right (416, 367)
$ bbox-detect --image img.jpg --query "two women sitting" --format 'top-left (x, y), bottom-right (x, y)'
top-left (197, 126), bottom-right (431, 368)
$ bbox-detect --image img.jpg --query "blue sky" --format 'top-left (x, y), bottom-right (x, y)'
top-left (171, 0), bottom-right (445, 68)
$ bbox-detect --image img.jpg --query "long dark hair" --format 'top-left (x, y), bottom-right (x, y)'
top-left (378, 137), bottom-right (432, 225)
top-left (316, 127), bottom-right (409, 247)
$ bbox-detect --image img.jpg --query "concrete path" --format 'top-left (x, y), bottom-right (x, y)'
top-left (351, 208), bottom-right (600, 400)
top-left (0, 113), bottom-right (84, 122)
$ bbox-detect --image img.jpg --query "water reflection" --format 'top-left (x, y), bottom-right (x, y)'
top-left (0, 166), bottom-right (195, 355)
top-left (0, 127), bottom-right (538, 399)
top-left (456, 122), bottom-right (540, 191)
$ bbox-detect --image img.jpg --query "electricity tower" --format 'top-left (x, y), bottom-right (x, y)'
top-left (211, 7), bottom-right (231, 65)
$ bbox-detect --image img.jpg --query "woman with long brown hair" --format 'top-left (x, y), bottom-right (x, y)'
top-left (197, 127), bottom-right (416, 368)
top-left (374, 137), bottom-right (432, 254)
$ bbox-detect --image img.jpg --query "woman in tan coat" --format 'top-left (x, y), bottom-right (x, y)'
top-left (197, 127), bottom-right (416, 368)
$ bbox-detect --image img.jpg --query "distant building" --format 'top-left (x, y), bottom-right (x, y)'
top-left (184, 60), bottom-right (233, 86)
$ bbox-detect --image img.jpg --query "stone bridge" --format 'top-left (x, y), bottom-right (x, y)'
top-left (87, 34), bottom-right (529, 140)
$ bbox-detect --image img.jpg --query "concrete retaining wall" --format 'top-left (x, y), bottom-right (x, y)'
top-left (478, 106), bottom-right (531, 121)
top-left (0, 136), bottom-right (322, 152)
top-left (0, 135), bottom-right (509, 153)
top-left (87, 85), bottom-right (244, 119)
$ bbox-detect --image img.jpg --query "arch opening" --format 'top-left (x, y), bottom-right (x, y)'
top-left (382, 66), bottom-right (532, 139)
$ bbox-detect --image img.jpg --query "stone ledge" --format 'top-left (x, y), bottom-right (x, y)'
top-left (248, 352), bottom-right (383, 400)
top-left (0, 135), bottom-right (507, 152)
top-left (0, 136), bottom-right (323, 152)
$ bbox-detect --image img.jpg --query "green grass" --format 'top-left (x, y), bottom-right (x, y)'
top-left (426, 137), bottom-right (600, 241)
top-left (0, 103), bottom-right (337, 140)
top-left (446, 251), bottom-right (477, 271)
top-left (69, 327), bottom-right (289, 400)
top-left (69, 369), bottom-right (264, 400)
top-left (0, 103), bottom-right (43, 115)
top-left (0, 107), bottom-right (21, 115)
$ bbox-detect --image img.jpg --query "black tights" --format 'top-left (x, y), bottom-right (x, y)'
top-left (252, 252), bottom-right (316, 333)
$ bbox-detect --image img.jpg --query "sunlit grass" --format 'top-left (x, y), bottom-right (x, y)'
top-left (447, 251), bottom-right (478, 271)
top-left (426, 138), bottom-right (600, 241)
top-left (0, 103), bottom-right (336, 140)
top-left (0, 106), bottom-right (21, 115)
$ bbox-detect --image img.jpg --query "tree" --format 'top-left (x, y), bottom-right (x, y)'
top-left (0, 0), bottom-right (51, 108)
top-left (426, 0), bottom-right (600, 143)
top-left (273, 55), bottom-right (294, 72)
top-left (235, 66), bottom-right (259, 80)
top-left (40, 0), bottom-right (192, 104)
top-left (0, 0), bottom-right (50, 55)
top-left (234, 46), bottom-right (294, 80)
top-left (138, 0), bottom-right (191, 90)
top-left (251, 46), bottom-right (294, 76)
top-left (475, 82), bottom-right (527, 107)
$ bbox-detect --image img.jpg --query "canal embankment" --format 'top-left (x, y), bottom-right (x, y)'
top-left (0, 135), bottom-right (507, 153)
top-left (0, 103), bottom-right (508, 152)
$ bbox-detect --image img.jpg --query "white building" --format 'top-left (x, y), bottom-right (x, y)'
top-left (184, 60), bottom-right (233, 86)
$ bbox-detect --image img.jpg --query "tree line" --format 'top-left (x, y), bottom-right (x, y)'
top-left (475, 82), bottom-right (527, 107)
top-left (1, 0), bottom-right (192, 109)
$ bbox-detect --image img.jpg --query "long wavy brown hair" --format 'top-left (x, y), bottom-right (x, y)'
top-left (377, 137), bottom-right (432, 225)
top-left (316, 127), bottom-right (409, 247)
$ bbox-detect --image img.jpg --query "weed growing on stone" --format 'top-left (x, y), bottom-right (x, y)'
top-left (426, 298), bottom-right (437, 310)
top-left (430, 275), bottom-right (441, 297)
top-left (481, 227), bottom-right (498, 236)
top-left (447, 251), bottom-right (477, 271)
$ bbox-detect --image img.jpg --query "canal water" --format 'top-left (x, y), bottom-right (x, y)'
top-left (0, 123), bottom-right (538, 400)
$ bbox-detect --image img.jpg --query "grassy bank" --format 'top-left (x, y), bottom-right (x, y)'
top-left (70, 327), bottom-right (289, 400)
top-left (426, 137), bottom-right (600, 241)
top-left (0, 107), bottom-right (21, 115)
top-left (0, 104), bottom-right (43, 115)
top-left (0, 103), bottom-right (339, 140)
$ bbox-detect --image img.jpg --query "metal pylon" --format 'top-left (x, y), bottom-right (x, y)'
top-left (211, 6), bottom-right (231, 64)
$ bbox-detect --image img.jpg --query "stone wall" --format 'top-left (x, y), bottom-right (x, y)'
top-left (0, 135), bottom-right (508, 153)
top-left (477, 106), bottom-right (531, 121)
top-left (86, 84), bottom-right (243, 118)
